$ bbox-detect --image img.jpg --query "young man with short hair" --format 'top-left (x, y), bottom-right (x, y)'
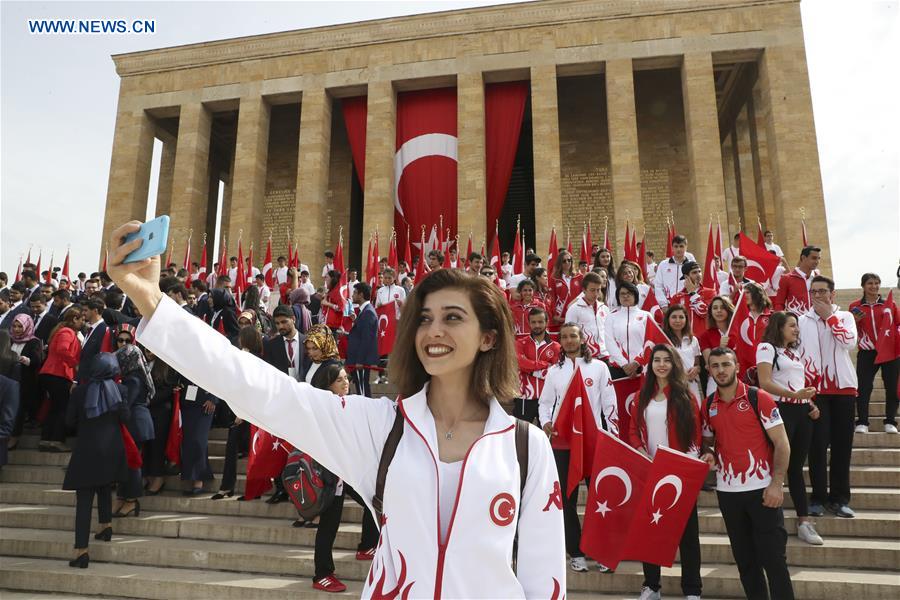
top-left (509, 253), bottom-right (542, 289)
top-left (514, 307), bottom-right (560, 424)
top-left (653, 235), bottom-right (696, 308)
top-left (799, 275), bottom-right (858, 518)
top-left (702, 347), bottom-right (794, 599)
top-left (721, 256), bottom-right (754, 304)
top-left (764, 230), bottom-right (784, 258)
top-left (669, 261), bottom-right (716, 337)
top-left (773, 246), bottom-right (821, 313)
top-left (563, 271), bottom-right (609, 359)
top-left (721, 233), bottom-right (742, 272)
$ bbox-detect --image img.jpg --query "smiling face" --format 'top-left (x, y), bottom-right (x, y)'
top-left (710, 298), bottom-right (730, 325)
top-left (782, 314), bottom-right (800, 345)
top-left (415, 288), bottom-right (494, 379)
top-left (651, 349), bottom-right (673, 381)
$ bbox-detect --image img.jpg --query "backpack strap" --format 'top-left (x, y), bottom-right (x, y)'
top-left (373, 407), bottom-right (405, 527)
top-left (747, 386), bottom-right (773, 446)
top-left (515, 419), bottom-right (529, 497)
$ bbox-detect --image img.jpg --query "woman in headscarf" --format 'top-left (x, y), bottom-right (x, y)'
top-left (112, 331), bottom-right (155, 517)
top-left (209, 288), bottom-right (240, 345)
top-left (303, 324), bottom-right (341, 384)
top-left (141, 347), bottom-right (180, 495)
top-left (289, 287), bottom-right (313, 336)
top-left (8, 314), bottom-right (44, 449)
top-left (63, 353), bottom-right (130, 569)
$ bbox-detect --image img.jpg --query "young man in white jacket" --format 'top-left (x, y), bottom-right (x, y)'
top-left (798, 275), bottom-right (858, 519)
top-left (539, 322), bottom-right (617, 573)
top-left (653, 235), bottom-right (696, 308)
top-left (564, 271), bottom-right (610, 359)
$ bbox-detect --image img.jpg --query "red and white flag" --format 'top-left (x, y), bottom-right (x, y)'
top-left (621, 446), bottom-right (709, 567)
top-left (44, 252), bottom-right (54, 284)
top-left (801, 219), bottom-right (809, 247)
top-left (512, 220), bottom-right (524, 275)
top-left (580, 428), bottom-right (651, 569)
top-left (35, 250), bottom-right (42, 279)
top-left (623, 222), bottom-right (632, 264)
top-left (637, 317), bottom-right (671, 366)
top-left (197, 237), bottom-right (208, 281)
top-left (376, 302), bottom-right (398, 356)
top-left (738, 232), bottom-right (780, 284)
top-left (182, 234), bottom-right (192, 270)
top-left (464, 233), bottom-right (473, 270)
top-left (547, 226), bottom-right (559, 275)
top-left (553, 367), bottom-right (598, 497)
top-left (701, 221), bottom-right (718, 292)
top-left (61, 249), bottom-right (70, 282)
top-left (727, 290), bottom-right (757, 373)
top-left (603, 220), bottom-right (611, 252)
top-left (641, 288), bottom-right (664, 325)
top-left (715, 219), bottom-right (724, 259)
top-left (245, 425), bottom-right (292, 500)
top-left (612, 376), bottom-right (642, 444)
top-left (14, 255), bottom-right (23, 283)
top-left (389, 231), bottom-right (400, 272)
top-left (262, 237), bottom-right (274, 288)
top-left (165, 388), bottom-right (183, 465)
top-left (876, 291), bottom-right (900, 365)
top-left (756, 217), bottom-right (765, 246)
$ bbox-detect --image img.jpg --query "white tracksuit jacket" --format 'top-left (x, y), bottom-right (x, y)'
top-left (538, 356), bottom-right (619, 436)
top-left (603, 306), bottom-right (651, 368)
top-left (137, 296), bottom-right (566, 599)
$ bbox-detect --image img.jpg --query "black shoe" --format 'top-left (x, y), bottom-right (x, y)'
top-left (94, 527), bottom-right (112, 542)
top-left (237, 495), bottom-right (250, 501)
top-left (145, 483), bottom-right (166, 496)
top-left (112, 500), bottom-right (140, 518)
top-left (265, 491), bottom-right (288, 504)
top-left (826, 502), bottom-right (855, 518)
top-left (68, 553), bottom-right (89, 568)
top-left (211, 491), bottom-right (234, 500)
top-left (292, 519), bottom-right (306, 528)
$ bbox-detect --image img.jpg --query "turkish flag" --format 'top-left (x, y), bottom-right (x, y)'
top-left (876, 291), bottom-right (900, 364)
top-left (553, 367), bottom-right (598, 497)
top-left (701, 222), bottom-right (718, 291)
top-left (637, 318), bottom-right (671, 366)
top-left (612, 376), bottom-right (642, 443)
top-left (394, 88), bottom-right (458, 258)
top-left (641, 288), bottom-right (664, 325)
top-left (165, 388), bottom-right (183, 465)
top-left (376, 302), bottom-right (398, 356)
top-left (727, 290), bottom-right (756, 377)
top-left (120, 424), bottom-right (143, 469)
top-left (580, 428), bottom-right (651, 569)
top-left (262, 238), bottom-right (274, 288)
top-left (738, 232), bottom-right (780, 284)
top-left (621, 446), bottom-right (709, 567)
top-left (547, 227), bottom-right (559, 275)
top-left (245, 425), bottom-right (292, 500)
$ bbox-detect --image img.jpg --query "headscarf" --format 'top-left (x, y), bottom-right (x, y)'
top-left (115, 343), bottom-right (156, 402)
top-left (239, 310), bottom-right (256, 324)
top-left (211, 288), bottom-right (236, 312)
top-left (289, 288), bottom-right (313, 334)
top-left (83, 353), bottom-right (124, 419)
top-left (10, 314), bottom-right (36, 343)
top-left (305, 324), bottom-right (339, 362)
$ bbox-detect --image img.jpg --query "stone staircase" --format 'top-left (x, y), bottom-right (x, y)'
top-left (2, 293), bottom-right (899, 598)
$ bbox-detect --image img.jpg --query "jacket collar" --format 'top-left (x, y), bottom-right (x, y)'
top-left (399, 382), bottom-right (515, 453)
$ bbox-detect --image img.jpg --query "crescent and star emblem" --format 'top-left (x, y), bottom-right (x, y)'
top-left (394, 133), bottom-right (458, 218)
top-left (378, 314), bottom-right (389, 337)
top-left (572, 396), bottom-right (583, 435)
top-left (650, 474), bottom-right (683, 524)
top-left (593, 466), bottom-right (632, 518)
top-left (489, 493), bottom-right (516, 526)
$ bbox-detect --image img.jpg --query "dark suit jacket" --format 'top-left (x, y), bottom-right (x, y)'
top-left (77, 322), bottom-right (108, 381)
top-left (33, 313), bottom-right (58, 345)
top-left (347, 303), bottom-right (379, 367)
top-left (263, 334), bottom-right (309, 380)
top-left (0, 303), bottom-right (30, 331)
top-left (193, 293), bottom-right (212, 323)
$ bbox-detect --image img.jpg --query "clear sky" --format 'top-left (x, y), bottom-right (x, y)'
top-left (1, 0), bottom-right (897, 290)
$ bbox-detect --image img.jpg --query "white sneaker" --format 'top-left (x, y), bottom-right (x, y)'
top-left (854, 424), bottom-right (869, 434)
top-left (797, 521), bottom-right (824, 545)
top-left (638, 587), bottom-right (661, 600)
top-left (569, 556), bottom-right (588, 572)
top-left (885, 424), bottom-right (899, 434)
top-left (685, 596), bottom-right (701, 600)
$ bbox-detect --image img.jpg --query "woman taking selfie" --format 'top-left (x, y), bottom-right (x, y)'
top-left (108, 221), bottom-right (565, 599)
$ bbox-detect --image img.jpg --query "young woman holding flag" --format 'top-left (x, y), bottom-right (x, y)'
top-left (107, 222), bottom-right (565, 599)
top-left (628, 343), bottom-right (704, 600)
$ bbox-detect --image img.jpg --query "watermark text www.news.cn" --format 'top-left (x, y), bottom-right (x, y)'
top-left (28, 19), bottom-right (155, 35)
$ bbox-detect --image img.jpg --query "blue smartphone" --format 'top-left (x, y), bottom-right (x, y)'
top-left (123, 215), bottom-right (170, 264)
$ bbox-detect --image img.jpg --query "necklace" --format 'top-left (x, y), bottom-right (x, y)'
top-left (445, 430), bottom-right (453, 440)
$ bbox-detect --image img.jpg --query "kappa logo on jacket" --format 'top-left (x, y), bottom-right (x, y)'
top-left (542, 481), bottom-right (564, 512)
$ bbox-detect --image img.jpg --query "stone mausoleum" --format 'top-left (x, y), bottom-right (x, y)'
top-left (101, 0), bottom-right (830, 279)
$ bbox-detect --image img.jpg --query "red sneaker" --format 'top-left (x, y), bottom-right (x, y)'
top-left (355, 547), bottom-right (376, 561)
top-left (313, 575), bottom-right (347, 593)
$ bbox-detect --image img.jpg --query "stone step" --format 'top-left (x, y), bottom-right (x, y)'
top-left (3, 483), bottom-right (898, 540)
top-left (2, 503), bottom-right (897, 573)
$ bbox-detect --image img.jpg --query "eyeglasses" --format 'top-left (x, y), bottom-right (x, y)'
top-left (809, 289), bottom-right (830, 296)
top-left (116, 338), bottom-right (131, 345)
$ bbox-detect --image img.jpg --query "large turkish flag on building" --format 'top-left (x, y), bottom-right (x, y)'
top-left (580, 429), bottom-right (651, 569)
top-left (621, 446), bottom-right (709, 567)
top-left (394, 88), bottom-right (458, 261)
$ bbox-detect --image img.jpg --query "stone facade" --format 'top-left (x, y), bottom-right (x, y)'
top-left (102, 0), bottom-right (832, 280)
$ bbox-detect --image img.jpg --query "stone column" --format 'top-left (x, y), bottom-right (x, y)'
top-left (295, 88), bottom-right (333, 284)
top-left (457, 71), bottom-right (487, 249)
top-left (101, 107), bottom-right (155, 260)
top-left (228, 94), bottom-right (271, 252)
top-left (721, 132), bottom-right (741, 237)
top-left (757, 43), bottom-right (830, 272)
top-left (735, 104), bottom-right (759, 229)
top-left (530, 64), bottom-right (563, 259)
top-left (362, 80), bottom-right (397, 269)
top-left (748, 91), bottom-right (776, 231)
top-left (605, 58), bottom-right (643, 255)
top-left (169, 102), bottom-right (212, 261)
top-left (680, 52), bottom-right (727, 250)
top-left (153, 139), bottom-right (177, 218)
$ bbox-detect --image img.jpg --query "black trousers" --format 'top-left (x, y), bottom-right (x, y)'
top-left (717, 488), bottom-right (793, 600)
top-left (142, 403), bottom-right (172, 478)
top-left (353, 369), bottom-right (371, 398)
top-left (808, 394), bottom-right (854, 506)
top-left (313, 484), bottom-right (379, 579)
top-left (74, 485), bottom-right (112, 549)
top-left (778, 402), bottom-right (813, 517)
top-left (512, 398), bottom-right (539, 424)
top-left (220, 421), bottom-right (249, 492)
top-left (552, 449), bottom-right (584, 559)
top-left (642, 504), bottom-right (701, 596)
top-left (856, 351), bottom-right (898, 426)
top-left (40, 374), bottom-right (70, 443)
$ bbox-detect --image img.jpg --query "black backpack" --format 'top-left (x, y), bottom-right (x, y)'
top-left (282, 449), bottom-right (338, 520)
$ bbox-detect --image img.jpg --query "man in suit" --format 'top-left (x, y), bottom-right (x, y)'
top-left (346, 282), bottom-right (378, 398)
top-left (50, 289), bottom-right (75, 319)
top-left (258, 304), bottom-right (307, 504)
top-left (190, 280), bottom-right (212, 322)
top-left (30, 294), bottom-right (58, 345)
top-left (78, 297), bottom-right (109, 382)
top-left (19, 270), bottom-right (41, 305)
top-left (0, 283), bottom-right (30, 331)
